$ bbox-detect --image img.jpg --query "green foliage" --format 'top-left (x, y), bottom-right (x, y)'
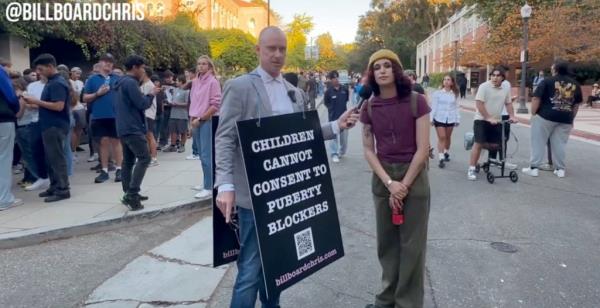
top-left (0, 1), bottom-right (209, 72)
top-left (285, 14), bottom-right (314, 70)
top-left (202, 29), bottom-right (258, 77)
top-left (461, 0), bottom-right (556, 27)
top-left (428, 72), bottom-right (449, 89)
top-left (315, 33), bottom-right (347, 72)
top-left (349, 0), bottom-right (461, 73)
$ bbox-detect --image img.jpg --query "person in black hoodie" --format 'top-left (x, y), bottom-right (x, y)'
top-left (114, 55), bottom-right (158, 210)
top-left (0, 63), bottom-right (23, 210)
top-left (23, 54), bottom-right (71, 203)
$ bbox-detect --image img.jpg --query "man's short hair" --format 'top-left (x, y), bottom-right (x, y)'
top-left (553, 59), bottom-right (569, 75)
top-left (163, 69), bottom-right (174, 78)
top-left (144, 67), bottom-right (153, 78)
top-left (151, 75), bottom-right (161, 83)
top-left (124, 55), bottom-right (146, 71)
top-left (490, 66), bottom-right (506, 80)
top-left (328, 70), bottom-right (339, 79)
top-left (23, 68), bottom-right (32, 75)
top-left (57, 64), bottom-right (69, 72)
top-left (33, 53), bottom-right (57, 67)
top-left (405, 69), bottom-right (417, 79)
top-left (99, 53), bottom-right (115, 63)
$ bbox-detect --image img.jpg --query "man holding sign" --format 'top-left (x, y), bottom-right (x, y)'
top-left (215, 27), bottom-right (359, 308)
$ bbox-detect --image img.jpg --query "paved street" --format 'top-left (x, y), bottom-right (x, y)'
top-left (208, 105), bottom-right (600, 308)
top-left (1, 106), bottom-right (599, 308)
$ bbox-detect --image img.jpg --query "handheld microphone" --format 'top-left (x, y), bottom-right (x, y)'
top-left (356, 85), bottom-right (373, 111)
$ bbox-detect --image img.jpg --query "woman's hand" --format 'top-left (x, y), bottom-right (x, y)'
top-left (388, 181), bottom-right (409, 200)
top-left (389, 195), bottom-right (403, 210)
top-left (191, 118), bottom-right (201, 128)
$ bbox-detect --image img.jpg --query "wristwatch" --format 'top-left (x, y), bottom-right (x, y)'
top-left (385, 179), bottom-right (393, 187)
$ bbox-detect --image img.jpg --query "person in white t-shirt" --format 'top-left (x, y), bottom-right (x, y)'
top-left (70, 67), bottom-right (86, 155)
top-left (141, 67), bottom-right (159, 167)
top-left (467, 67), bottom-right (517, 180)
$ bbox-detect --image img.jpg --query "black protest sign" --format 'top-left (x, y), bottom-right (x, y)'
top-left (237, 110), bottom-right (344, 298)
top-left (212, 116), bottom-right (241, 267)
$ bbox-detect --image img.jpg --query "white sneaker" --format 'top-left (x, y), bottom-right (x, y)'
top-left (553, 169), bottom-right (565, 178)
top-left (150, 158), bottom-right (159, 167)
top-left (467, 168), bottom-right (477, 181)
top-left (0, 199), bottom-right (24, 211)
top-left (504, 162), bottom-right (518, 170)
top-left (25, 178), bottom-right (50, 191)
top-left (87, 153), bottom-right (99, 162)
top-left (194, 189), bottom-right (212, 199)
top-left (186, 154), bottom-right (199, 160)
top-left (332, 155), bottom-right (340, 163)
top-left (192, 185), bottom-right (204, 191)
top-left (521, 167), bottom-right (539, 177)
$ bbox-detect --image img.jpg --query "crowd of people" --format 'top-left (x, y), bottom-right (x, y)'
top-left (0, 51), bottom-right (224, 210)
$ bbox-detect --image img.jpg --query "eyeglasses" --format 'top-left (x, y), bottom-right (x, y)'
top-left (490, 74), bottom-right (502, 77)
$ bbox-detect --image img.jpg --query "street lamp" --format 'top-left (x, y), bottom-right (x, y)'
top-left (267, 0), bottom-right (270, 26)
top-left (517, 2), bottom-right (532, 114)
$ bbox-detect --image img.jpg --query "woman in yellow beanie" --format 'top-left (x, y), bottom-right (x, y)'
top-left (360, 49), bottom-right (431, 308)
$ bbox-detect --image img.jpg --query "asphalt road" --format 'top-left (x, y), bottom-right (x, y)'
top-left (209, 107), bottom-right (600, 308)
top-left (1, 106), bottom-right (598, 308)
top-left (0, 211), bottom-right (206, 308)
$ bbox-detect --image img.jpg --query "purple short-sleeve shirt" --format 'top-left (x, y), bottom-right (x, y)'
top-left (360, 94), bottom-right (430, 163)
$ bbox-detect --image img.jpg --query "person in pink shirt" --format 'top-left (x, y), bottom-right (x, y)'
top-left (188, 55), bottom-right (221, 199)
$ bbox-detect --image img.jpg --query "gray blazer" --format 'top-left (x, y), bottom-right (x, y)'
top-left (214, 68), bottom-right (336, 209)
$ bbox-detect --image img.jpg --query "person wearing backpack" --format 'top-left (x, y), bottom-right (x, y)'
top-left (360, 49), bottom-right (431, 308)
top-left (522, 59), bottom-right (582, 178)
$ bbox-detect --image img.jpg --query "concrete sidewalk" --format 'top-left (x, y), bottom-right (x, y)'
top-left (457, 94), bottom-right (600, 142)
top-left (84, 217), bottom-right (227, 308)
top-left (0, 145), bottom-right (211, 248)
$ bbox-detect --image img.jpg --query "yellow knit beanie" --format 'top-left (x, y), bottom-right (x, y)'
top-left (368, 49), bottom-right (403, 70)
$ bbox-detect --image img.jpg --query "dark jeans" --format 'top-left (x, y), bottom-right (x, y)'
top-left (158, 108), bottom-right (171, 147)
top-left (120, 134), bottom-right (151, 196)
top-left (42, 127), bottom-right (70, 195)
top-left (231, 207), bottom-right (281, 308)
top-left (16, 122), bottom-right (48, 180)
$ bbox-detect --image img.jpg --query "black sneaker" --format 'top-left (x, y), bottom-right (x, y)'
top-left (39, 190), bottom-right (54, 198)
top-left (121, 194), bottom-right (144, 211)
top-left (95, 170), bottom-right (110, 183)
top-left (444, 152), bottom-right (450, 162)
top-left (75, 146), bottom-right (85, 152)
top-left (114, 169), bottom-right (122, 182)
top-left (90, 163), bottom-right (102, 171)
top-left (108, 164), bottom-right (116, 172)
top-left (44, 192), bottom-right (70, 203)
top-left (438, 159), bottom-right (445, 168)
top-left (121, 194), bottom-right (148, 204)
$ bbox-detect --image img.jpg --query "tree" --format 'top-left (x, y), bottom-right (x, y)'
top-left (203, 29), bottom-right (258, 77)
top-left (460, 0), bottom-right (600, 67)
top-left (285, 14), bottom-right (314, 70)
top-left (0, 1), bottom-right (210, 72)
top-left (314, 33), bottom-right (345, 71)
top-left (349, 0), bottom-right (461, 72)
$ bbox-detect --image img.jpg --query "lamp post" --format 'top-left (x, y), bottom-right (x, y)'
top-left (453, 37), bottom-right (459, 80)
top-left (267, 0), bottom-right (270, 26)
top-left (517, 3), bottom-right (532, 114)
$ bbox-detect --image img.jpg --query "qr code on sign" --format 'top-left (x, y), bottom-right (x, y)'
top-left (294, 227), bottom-right (315, 260)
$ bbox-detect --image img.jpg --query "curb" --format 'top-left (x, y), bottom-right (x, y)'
top-left (459, 105), bottom-right (600, 142)
top-left (0, 198), bottom-right (212, 250)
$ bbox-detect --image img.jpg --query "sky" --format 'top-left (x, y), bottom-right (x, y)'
top-left (270, 0), bottom-right (372, 44)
